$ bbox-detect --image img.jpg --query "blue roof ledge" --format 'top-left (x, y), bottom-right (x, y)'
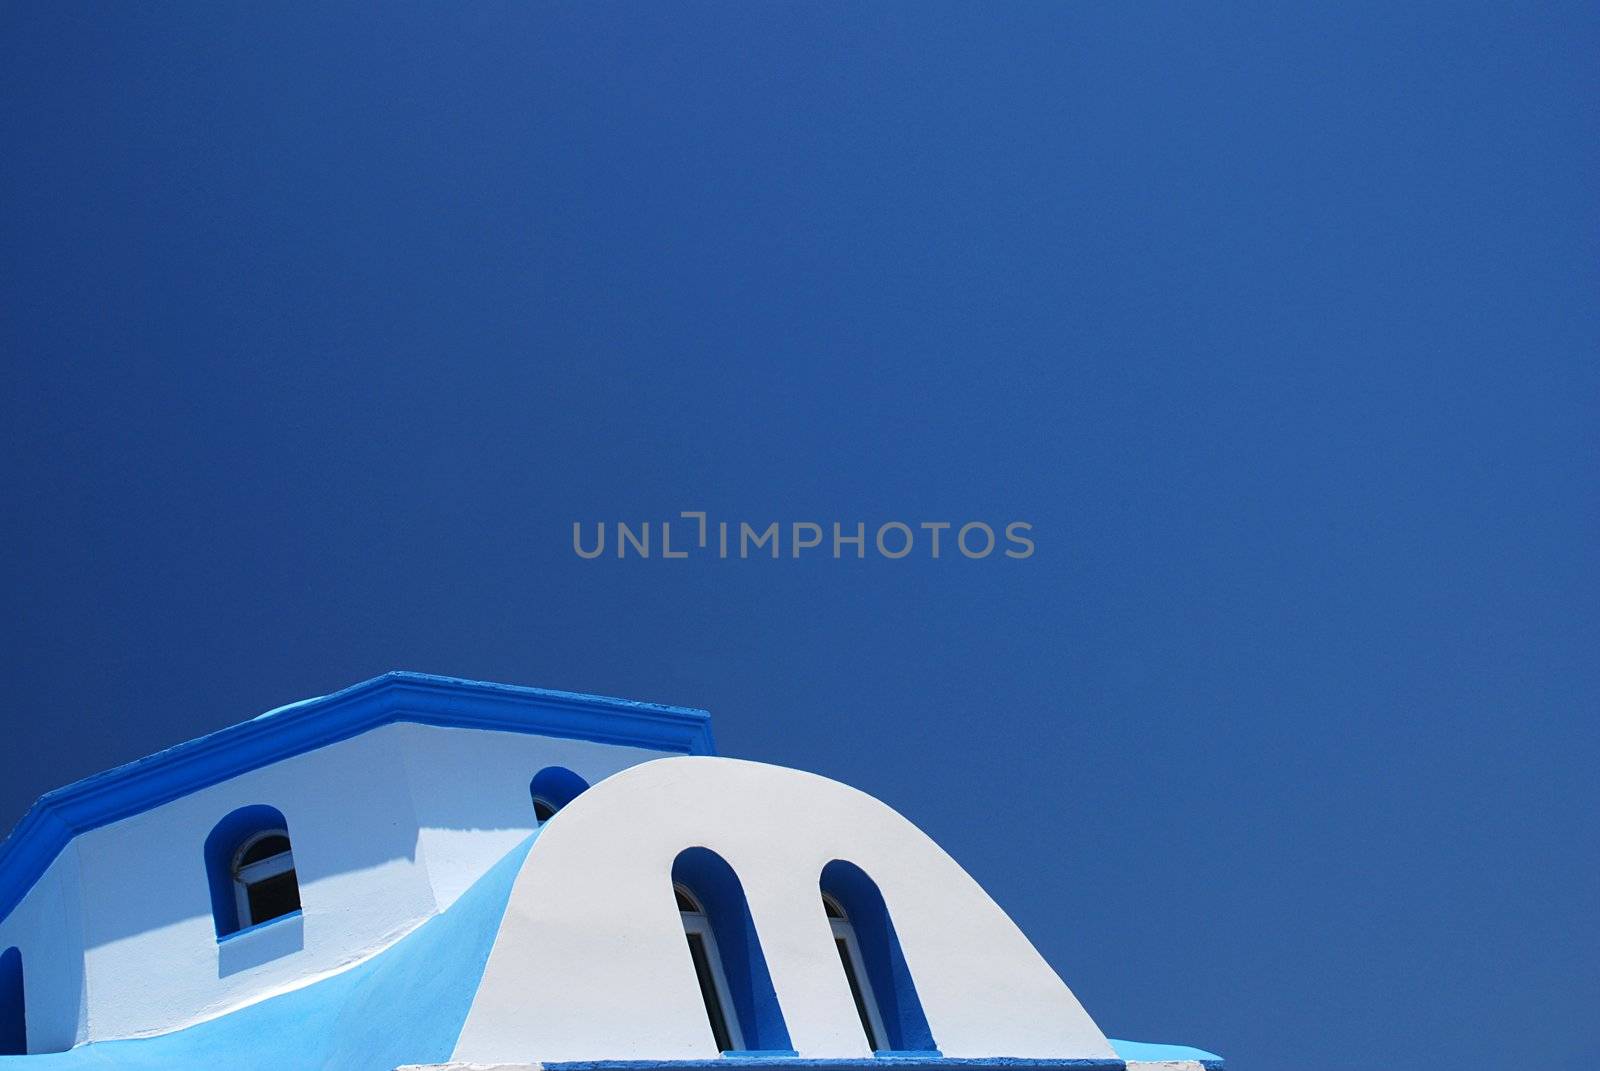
top-left (0, 671), bottom-right (715, 923)
top-left (395, 1059), bottom-right (1221, 1071)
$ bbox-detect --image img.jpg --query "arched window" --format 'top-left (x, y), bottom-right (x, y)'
top-left (529, 766), bottom-right (589, 823)
top-left (205, 805), bottom-right (302, 938)
top-left (823, 893), bottom-right (888, 1051)
top-left (231, 830), bottom-right (300, 929)
top-left (675, 883), bottom-right (741, 1052)
top-left (820, 859), bottom-right (935, 1054)
top-left (671, 847), bottom-right (791, 1055)
top-left (0, 947), bottom-right (23, 1056)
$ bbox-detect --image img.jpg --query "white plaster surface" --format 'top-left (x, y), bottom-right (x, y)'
top-left (453, 756), bottom-right (1116, 1065)
top-left (0, 843), bottom-right (88, 1052)
top-left (0, 721), bottom-right (668, 1050)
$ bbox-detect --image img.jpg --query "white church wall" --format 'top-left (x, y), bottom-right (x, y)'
top-left (74, 722), bottom-right (435, 1041)
top-left (0, 721), bottom-right (676, 1048)
top-left (397, 723), bottom-right (665, 910)
top-left (0, 843), bottom-right (88, 1053)
top-left (453, 756), bottom-right (1116, 1065)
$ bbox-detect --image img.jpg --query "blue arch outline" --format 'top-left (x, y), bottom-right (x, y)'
top-left (529, 766), bottom-right (590, 818)
top-left (204, 804), bottom-right (295, 938)
top-left (820, 859), bottom-right (936, 1054)
top-left (671, 847), bottom-right (792, 1054)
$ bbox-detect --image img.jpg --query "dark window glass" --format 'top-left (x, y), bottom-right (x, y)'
top-left (245, 870), bottom-right (301, 926)
top-left (238, 835), bottom-right (291, 867)
top-left (836, 937), bottom-right (879, 1051)
top-left (533, 798), bottom-right (556, 823)
top-left (686, 931), bottom-right (732, 1052)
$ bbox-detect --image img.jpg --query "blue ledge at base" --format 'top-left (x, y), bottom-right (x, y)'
top-left (401, 1046), bottom-right (1225, 1070)
top-left (548, 1062), bottom-right (1124, 1071)
top-left (1109, 1039), bottom-right (1224, 1068)
top-left (544, 1054), bottom-right (1224, 1071)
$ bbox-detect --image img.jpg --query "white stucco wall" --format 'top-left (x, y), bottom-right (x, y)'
top-left (0, 722), bottom-right (670, 1050)
top-left (397, 724), bottom-right (657, 911)
top-left (453, 756), bottom-right (1116, 1065)
top-left (0, 845), bottom-right (87, 1053)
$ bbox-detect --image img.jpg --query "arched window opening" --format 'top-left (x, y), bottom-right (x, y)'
top-left (676, 883), bottom-right (740, 1052)
top-left (205, 805), bottom-right (301, 938)
top-left (529, 766), bottom-right (589, 824)
top-left (671, 847), bottom-right (792, 1055)
top-left (232, 830), bottom-right (300, 930)
top-left (0, 947), bottom-right (23, 1056)
top-left (822, 893), bottom-right (888, 1051)
top-left (820, 860), bottom-right (936, 1055)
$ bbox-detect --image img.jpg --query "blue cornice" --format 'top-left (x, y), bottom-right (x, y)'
top-left (550, 1060), bottom-right (1221, 1071)
top-left (549, 1052), bottom-right (1223, 1071)
top-left (0, 671), bottom-right (715, 924)
top-left (547, 1061), bottom-right (1127, 1071)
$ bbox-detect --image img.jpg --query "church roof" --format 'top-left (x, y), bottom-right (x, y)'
top-left (0, 671), bottom-right (713, 923)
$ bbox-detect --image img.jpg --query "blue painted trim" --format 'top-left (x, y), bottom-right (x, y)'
top-left (205, 804), bottom-right (293, 937)
top-left (555, 1049), bottom-right (1221, 1070)
top-left (531, 765), bottom-right (592, 816)
top-left (0, 671), bottom-right (715, 924)
top-left (547, 1061), bottom-right (1128, 1071)
top-left (821, 859), bottom-right (935, 1052)
top-left (214, 908), bottom-right (302, 944)
top-left (674, 847), bottom-right (793, 1051)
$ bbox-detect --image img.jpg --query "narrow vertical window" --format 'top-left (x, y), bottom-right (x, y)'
top-left (677, 885), bottom-right (742, 1052)
top-left (820, 859), bottom-right (936, 1054)
top-left (824, 894), bottom-right (887, 1050)
top-left (671, 847), bottom-right (792, 1055)
top-left (0, 946), bottom-right (24, 1056)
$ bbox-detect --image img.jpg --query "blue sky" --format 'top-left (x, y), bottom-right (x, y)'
top-left (1, 5), bottom-right (1595, 1069)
